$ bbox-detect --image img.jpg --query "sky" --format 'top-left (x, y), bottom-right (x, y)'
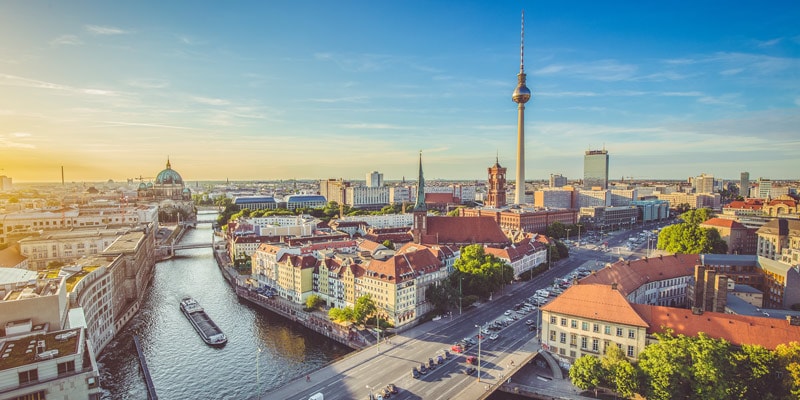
top-left (1, 1), bottom-right (798, 183)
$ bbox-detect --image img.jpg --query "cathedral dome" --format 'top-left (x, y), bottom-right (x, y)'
top-left (155, 159), bottom-right (183, 185)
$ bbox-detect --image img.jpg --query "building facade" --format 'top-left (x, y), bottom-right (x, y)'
top-left (583, 149), bottom-right (609, 190)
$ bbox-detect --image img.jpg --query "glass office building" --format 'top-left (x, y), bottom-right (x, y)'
top-left (584, 149), bottom-right (609, 190)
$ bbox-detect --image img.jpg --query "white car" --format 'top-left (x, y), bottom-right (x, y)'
top-left (489, 333), bottom-right (499, 340)
top-left (504, 310), bottom-right (512, 316)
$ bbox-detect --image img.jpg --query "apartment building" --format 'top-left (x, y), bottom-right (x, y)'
top-left (18, 227), bottom-right (132, 270)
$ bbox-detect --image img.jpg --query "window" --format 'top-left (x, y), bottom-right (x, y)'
top-left (57, 360), bottom-right (76, 375)
top-left (593, 323), bottom-right (599, 333)
top-left (560, 318), bottom-right (567, 327)
top-left (570, 334), bottom-right (577, 346)
top-left (627, 345), bottom-right (635, 357)
top-left (570, 350), bottom-right (576, 358)
top-left (571, 320), bottom-right (578, 329)
top-left (581, 336), bottom-right (588, 349)
top-left (581, 322), bottom-right (589, 331)
top-left (18, 369), bottom-right (38, 385)
top-left (616, 327), bottom-right (623, 337)
top-left (604, 325), bottom-right (611, 335)
top-left (550, 316), bottom-right (556, 324)
top-left (592, 339), bottom-right (599, 352)
top-left (550, 330), bottom-right (556, 341)
top-left (628, 329), bottom-right (635, 339)
top-left (560, 332), bottom-right (567, 344)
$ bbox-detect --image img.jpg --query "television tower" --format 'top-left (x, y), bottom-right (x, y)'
top-left (512, 11), bottom-right (532, 205)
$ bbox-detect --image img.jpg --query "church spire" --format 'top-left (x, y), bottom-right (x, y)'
top-left (413, 151), bottom-right (427, 212)
top-left (166, 156), bottom-right (171, 170)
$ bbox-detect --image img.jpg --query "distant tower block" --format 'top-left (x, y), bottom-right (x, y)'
top-left (512, 11), bottom-right (532, 205)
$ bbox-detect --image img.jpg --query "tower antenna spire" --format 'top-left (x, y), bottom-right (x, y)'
top-left (520, 10), bottom-right (525, 73)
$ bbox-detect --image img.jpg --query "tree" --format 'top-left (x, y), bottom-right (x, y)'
top-left (453, 244), bottom-right (513, 299)
top-left (546, 221), bottom-right (567, 239)
top-left (328, 307), bottom-right (355, 323)
top-left (381, 240), bottom-right (395, 250)
top-left (730, 344), bottom-right (782, 400)
top-left (639, 331), bottom-right (693, 400)
top-left (775, 341), bottom-right (800, 398)
top-left (305, 294), bottom-right (323, 310)
top-left (657, 208), bottom-right (727, 254)
top-left (353, 294), bottom-right (377, 324)
top-left (570, 355), bottom-right (603, 396)
top-left (446, 207), bottom-right (461, 217)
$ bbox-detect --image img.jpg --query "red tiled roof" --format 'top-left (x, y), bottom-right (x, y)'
top-left (421, 216), bottom-right (509, 246)
top-left (485, 238), bottom-right (546, 262)
top-left (541, 284), bottom-right (649, 327)
top-left (631, 304), bottom-right (800, 350)
top-left (364, 247), bottom-right (442, 283)
top-left (700, 217), bottom-right (745, 229)
top-left (578, 253), bottom-right (699, 297)
top-left (726, 199), bottom-right (763, 210)
top-left (425, 192), bottom-right (457, 203)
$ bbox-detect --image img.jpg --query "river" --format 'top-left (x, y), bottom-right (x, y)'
top-left (97, 214), bottom-right (352, 399)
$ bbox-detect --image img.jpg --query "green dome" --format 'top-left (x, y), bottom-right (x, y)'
top-left (155, 159), bottom-right (183, 185)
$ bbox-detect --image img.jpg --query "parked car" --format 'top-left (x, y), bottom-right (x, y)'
top-left (451, 344), bottom-right (464, 353)
top-left (525, 319), bottom-right (535, 325)
top-left (489, 333), bottom-right (499, 340)
top-left (411, 367), bottom-right (420, 378)
top-left (428, 358), bottom-right (436, 369)
top-left (419, 363), bottom-right (428, 374)
top-left (437, 355), bottom-right (444, 364)
top-left (386, 384), bottom-right (398, 394)
top-left (464, 366), bottom-right (477, 375)
top-left (442, 350), bottom-right (450, 359)
top-left (466, 356), bottom-right (477, 365)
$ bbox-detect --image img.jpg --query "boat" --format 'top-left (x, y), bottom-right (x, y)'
top-left (180, 297), bottom-right (227, 347)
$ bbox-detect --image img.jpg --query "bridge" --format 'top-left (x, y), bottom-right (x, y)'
top-left (171, 242), bottom-right (214, 251)
top-left (260, 260), bottom-right (585, 400)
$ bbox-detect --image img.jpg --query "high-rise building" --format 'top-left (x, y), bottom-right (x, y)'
top-left (740, 172), bottom-right (750, 198)
top-left (583, 149), bottom-right (609, 190)
top-left (549, 174), bottom-right (567, 188)
top-left (486, 158), bottom-right (507, 208)
top-left (695, 173), bottom-right (715, 194)
top-left (0, 175), bottom-right (11, 191)
top-left (756, 178), bottom-right (772, 199)
top-left (366, 171), bottom-right (383, 188)
top-left (512, 12), bottom-right (531, 205)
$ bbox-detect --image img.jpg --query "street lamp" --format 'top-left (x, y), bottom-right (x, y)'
top-left (474, 324), bottom-right (483, 381)
top-left (577, 224), bottom-right (582, 243)
top-left (459, 276), bottom-right (463, 315)
top-left (366, 385), bottom-right (373, 399)
top-left (565, 228), bottom-right (571, 240)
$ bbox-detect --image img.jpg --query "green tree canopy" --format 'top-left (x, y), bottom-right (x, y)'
top-left (657, 208), bottom-right (727, 254)
top-left (570, 355), bottom-right (603, 395)
top-left (453, 244), bottom-right (513, 299)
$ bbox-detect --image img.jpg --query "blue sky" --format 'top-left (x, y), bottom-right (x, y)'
top-left (1, 1), bottom-right (798, 182)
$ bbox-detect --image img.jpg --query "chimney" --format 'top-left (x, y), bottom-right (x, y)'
top-left (611, 282), bottom-right (618, 290)
top-left (691, 307), bottom-right (704, 315)
top-left (659, 254), bottom-right (663, 260)
top-left (788, 316), bottom-right (800, 326)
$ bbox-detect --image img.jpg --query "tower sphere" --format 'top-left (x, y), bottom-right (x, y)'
top-left (512, 84), bottom-right (531, 104)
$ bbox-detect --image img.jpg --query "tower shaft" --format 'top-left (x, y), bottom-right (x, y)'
top-left (515, 103), bottom-right (526, 205)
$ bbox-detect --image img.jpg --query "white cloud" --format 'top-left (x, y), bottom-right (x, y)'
top-left (85, 25), bottom-right (129, 35)
top-left (192, 96), bottom-right (230, 106)
top-left (13, 132), bottom-right (32, 137)
top-left (697, 93), bottom-right (743, 107)
top-left (0, 134), bottom-right (35, 149)
top-left (127, 79), bottom-right (169, 89)
top-left (339, 123), bottom-right (404, 130)
top-left (756, 37), bottom-right (782, 48)
top-left (50, 35), bottom-right (83, 46)
top-left (532, 60), bottom-right (637, 81)
top-left (720, 68), bottom-right (744, 76)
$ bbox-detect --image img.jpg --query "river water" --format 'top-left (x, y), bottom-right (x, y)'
top-left (97, 214), bottom-right (351, 399)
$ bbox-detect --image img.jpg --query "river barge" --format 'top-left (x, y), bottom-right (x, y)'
top-left (180, 297), bottom-right (227, 347)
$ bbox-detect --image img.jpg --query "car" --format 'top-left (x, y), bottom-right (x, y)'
top-left (529, 325), bottom-right (538, 332)
top-left (411, 367), bottom-right (420, 378)
top-left (437, 355), bottom-right (444, 364)
top-left (451, 344), bottom-right (464, 353)
top-left (476, 334), bottom-right (485, 340)
top-left (386, 384), bottom-right (398, 394)
top-left (380, 388), bottom-right (391, 398)
top-left (419, 363), bottom-right (428, 374)
top-left (526, 319), bottom-right (535, 325)
top-left (442, 350), bottom-right (450, 359)
top-left (489, 333), bottom-right (499, 340)
top-left (466, 355), bottom-right (477, 365)
top-left (464, 366), bottom-right (477, 375)
top-left (504, 310), bottom-right (512, 316)
top-left (428, 358), bottom-right (436, 369)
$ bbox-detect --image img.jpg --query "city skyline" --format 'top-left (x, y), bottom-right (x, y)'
top-left (1, 1), bottom-right (799, 183)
